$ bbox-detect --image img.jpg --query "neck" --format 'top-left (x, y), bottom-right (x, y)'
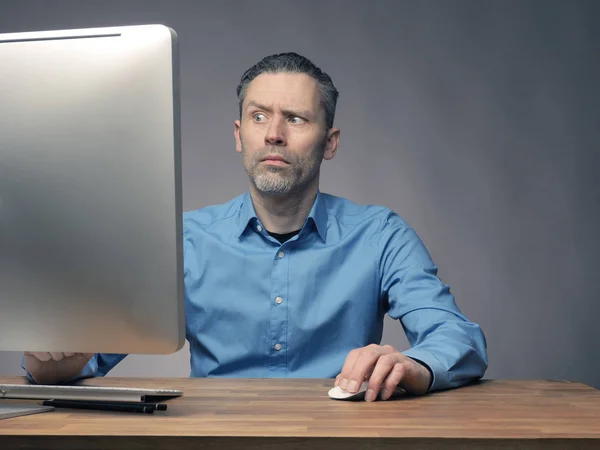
top-left (249, 182), bottom-right (318, 234)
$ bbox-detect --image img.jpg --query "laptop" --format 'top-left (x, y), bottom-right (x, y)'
top-left (0, 383), bottom-right (183, 403)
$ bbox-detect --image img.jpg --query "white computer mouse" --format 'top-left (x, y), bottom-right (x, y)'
top-left (328, 381), bottom-right (370, 400)
top-left (328, 381), bottom-right (406, 400)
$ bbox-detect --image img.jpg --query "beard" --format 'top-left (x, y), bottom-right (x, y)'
top-left (240, 135), bottom-right (326, 196)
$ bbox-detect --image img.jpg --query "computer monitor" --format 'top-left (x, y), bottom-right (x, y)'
top-left (0, 24), bottom-right (185, 356)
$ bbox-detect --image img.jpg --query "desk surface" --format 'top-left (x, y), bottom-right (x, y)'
top-left (0, 376), bottom-right (599, 450)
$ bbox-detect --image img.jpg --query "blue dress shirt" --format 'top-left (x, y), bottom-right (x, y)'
top-left (23, 191), bottom-right (487, 392)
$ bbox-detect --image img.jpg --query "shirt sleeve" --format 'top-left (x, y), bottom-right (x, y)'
top-left (21, 353), bottom-right (128, 384)
top-left (378, 210), bottom-right (488, 392)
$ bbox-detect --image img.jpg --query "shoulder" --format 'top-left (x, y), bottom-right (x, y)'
top-left (321, 194), bottom-right (426, 260)
top-left (183, 193), bottom-right (244, 234)
top-left (320, 192), bottom-right (410, 231)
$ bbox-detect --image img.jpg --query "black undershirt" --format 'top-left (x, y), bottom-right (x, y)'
top-left (267, 229), bottom-right (302, 244)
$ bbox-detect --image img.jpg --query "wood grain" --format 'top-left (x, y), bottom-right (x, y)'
top-left (0, 376), bottom-right (598, 449)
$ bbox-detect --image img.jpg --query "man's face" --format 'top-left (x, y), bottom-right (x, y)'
top-left (234, 72), bottom-right (338, 196)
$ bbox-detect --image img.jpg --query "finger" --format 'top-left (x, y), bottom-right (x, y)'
top-left (338, 363), bottom-right (374, 388)
top-left (380, 362), bottom-right (408, 400)
top-left (346, 345), bottom-right (384, 393)
top-left (24, 352), bottom-right (52, 362)
top-left (49, 352), bottom-right (65, 361)
top-left (338, 349), bottom-right (361, 390)
top-left (63, 352), bottom-right (75, 358)
top-left (365, 354), bottom-right (398, 401)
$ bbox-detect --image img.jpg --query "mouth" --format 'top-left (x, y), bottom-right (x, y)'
top-left (261, 155), bottom-right (289, 165)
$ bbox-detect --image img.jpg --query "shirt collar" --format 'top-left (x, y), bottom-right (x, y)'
top-left (235, 191), bottom-right (258, 238)
top-left (306, 190), bottom-right (328, 242)
top-left (235, 190), bottom-right (328, 242)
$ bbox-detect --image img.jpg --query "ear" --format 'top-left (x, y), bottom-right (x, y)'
top-left (323, 128), bottom-right (340, 160)
top-left (234, 119), bottom-right (242, 153)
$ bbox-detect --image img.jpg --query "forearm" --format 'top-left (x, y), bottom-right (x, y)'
top-left (402, 313), bottom-right (488, 392)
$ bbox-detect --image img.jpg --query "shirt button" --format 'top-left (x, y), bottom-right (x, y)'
top-left (278, 251), bottom-right (285, 259)
top-left (275, 296), bottom-right (283, 304)
top-left (274, 344), bottom-right (282, 351)
top-left (257, 225), bottom-right (262, 232)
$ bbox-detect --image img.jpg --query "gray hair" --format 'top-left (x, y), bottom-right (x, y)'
top-left (236, 52), bottom-right (339, 129)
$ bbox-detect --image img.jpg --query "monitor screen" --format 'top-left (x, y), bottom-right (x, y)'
top-left (0, 24), bottom-right (185, 355)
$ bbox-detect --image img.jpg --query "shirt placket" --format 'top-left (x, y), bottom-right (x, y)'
top-left (268, 243), bottom-right (289, 376)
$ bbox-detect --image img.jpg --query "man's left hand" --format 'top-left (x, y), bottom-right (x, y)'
top-left (335, 344), bottom-right (432, 401)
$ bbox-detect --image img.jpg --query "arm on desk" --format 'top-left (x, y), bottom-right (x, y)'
top-left (22, 353), bottom-right (128, 385)
top-left (22, 352), bottom-right (95, 385)
top-left (379, 212), bottom-right (488, 393)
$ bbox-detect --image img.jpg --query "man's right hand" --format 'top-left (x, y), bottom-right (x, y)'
top-left (25, 352), bottom-right (82, 362)
top-left (23, 352), bottom-right (95, 385)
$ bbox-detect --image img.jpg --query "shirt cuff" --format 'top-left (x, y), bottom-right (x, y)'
top-left (21, 355), bottom-right (36, 383)
top-left (402, 347), bottom-right (448, 393)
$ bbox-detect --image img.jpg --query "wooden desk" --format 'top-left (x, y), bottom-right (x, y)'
top-left (0, 376), bottom-right (599, 449)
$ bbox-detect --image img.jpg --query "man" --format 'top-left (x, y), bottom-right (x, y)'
top-left (24, 53), bottom-right (487, 401)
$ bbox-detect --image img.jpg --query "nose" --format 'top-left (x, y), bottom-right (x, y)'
top-left (265, 117), bottom-right (287, 146)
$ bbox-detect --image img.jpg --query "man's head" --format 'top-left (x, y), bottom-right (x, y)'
top-left (237, 52), bottom-right (339, 130)
top-left (234, 53), bottom-right (340, 197)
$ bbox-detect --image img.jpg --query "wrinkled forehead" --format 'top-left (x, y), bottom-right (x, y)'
top-left (243, 72), bottom-right (324, 118)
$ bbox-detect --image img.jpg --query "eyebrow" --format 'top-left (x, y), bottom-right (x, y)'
top-left (245, 101), bottom-right (313, 120)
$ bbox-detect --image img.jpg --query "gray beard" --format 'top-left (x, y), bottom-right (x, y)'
top-left (252, 166), bottom-right (297, 195)
top-left (241, 139), bottom-right (326, 196)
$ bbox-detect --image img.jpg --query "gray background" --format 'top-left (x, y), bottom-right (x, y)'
top-left (0, 0), bottom-right (598, 389)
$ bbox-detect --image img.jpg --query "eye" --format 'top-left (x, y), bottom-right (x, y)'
top-left (253, 113), bottom-right (267, 122)
top-left (289, 116), bottom-right (306, 124)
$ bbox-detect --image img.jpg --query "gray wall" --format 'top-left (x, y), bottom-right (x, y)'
top-left (1, 0), bottom-right (598, 389)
